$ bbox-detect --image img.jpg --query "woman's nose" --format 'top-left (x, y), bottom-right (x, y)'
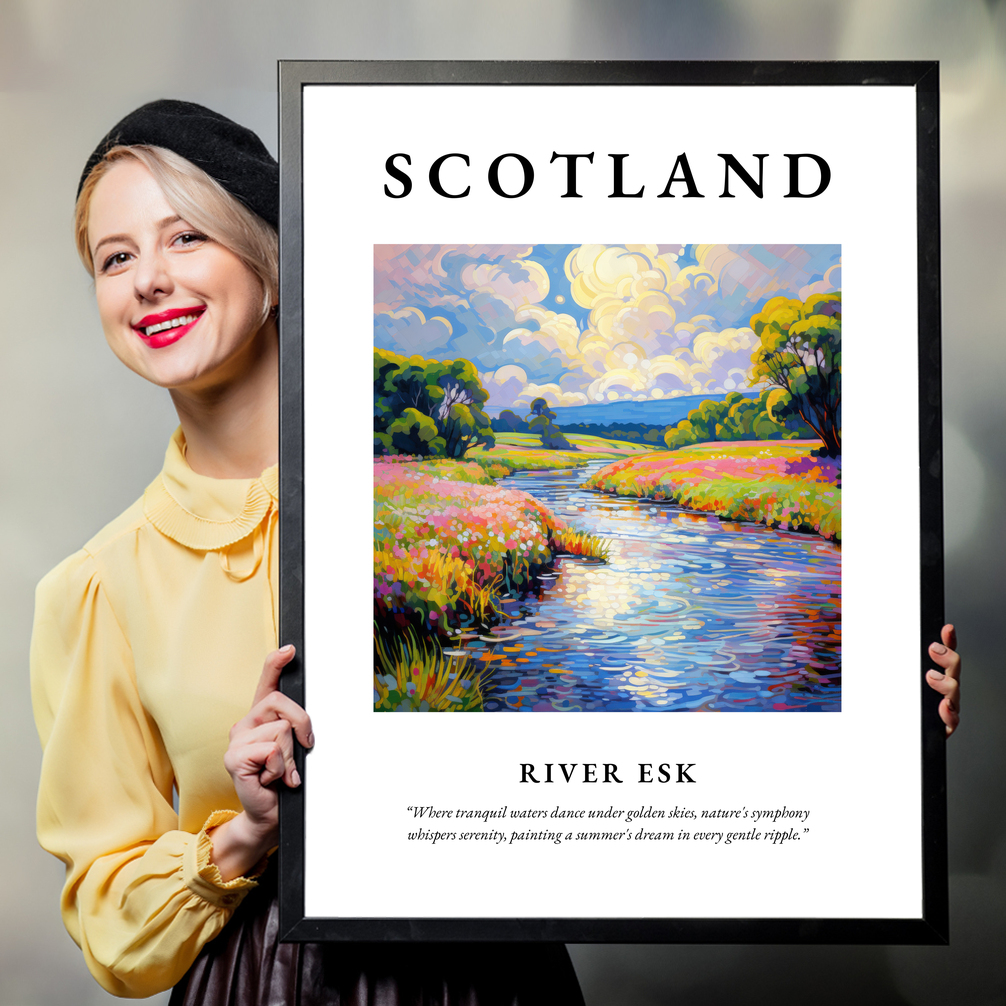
top-left (133, 249), bottom-right (173, 302)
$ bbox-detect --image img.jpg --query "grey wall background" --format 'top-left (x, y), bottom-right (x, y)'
top-left (1, 2), bottom-right (1003, 1003)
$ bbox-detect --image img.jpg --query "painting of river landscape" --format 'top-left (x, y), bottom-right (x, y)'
top-left (373, 244), bottom-right (841, 712)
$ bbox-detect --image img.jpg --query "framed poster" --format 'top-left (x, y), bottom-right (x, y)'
top-left (277, 61), bottom-right (946, 943)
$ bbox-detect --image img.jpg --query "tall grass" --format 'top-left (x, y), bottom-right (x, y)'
top-left (374, 626), bottom-right (487, 711)
top-left (552, 527), bottom-right (613, 562)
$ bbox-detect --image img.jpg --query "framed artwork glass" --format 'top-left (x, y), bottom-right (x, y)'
top-left (277, 61), bottom-right (946, 943)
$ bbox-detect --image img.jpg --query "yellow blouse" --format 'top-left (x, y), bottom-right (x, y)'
top-left (31, 428), bottom-right (279, 998)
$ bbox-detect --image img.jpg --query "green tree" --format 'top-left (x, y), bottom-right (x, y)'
top-left (493, 409), bottom-right (527, 433)
top-left (663, 399), bottom-right (721, 449)
top-left (384, 409), bottom-right (446, 456)
top-left (750, 292), bottom-right (841, 457)
top-left (662, 389), bottom-right (812, 450)
top-left (374, 348), bottom-right (496, 457)
top-left (663, 419), bottom-right (704, 450)
top-left (439, 402), bottom-right (489, 457)
top-left (715, 394), bottom-right (760, 440)
top-left (526, 397), bottom-right (573, 450)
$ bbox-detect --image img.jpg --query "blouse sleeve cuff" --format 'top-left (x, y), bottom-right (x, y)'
top-left (182, 810), bottom-right (269, 909)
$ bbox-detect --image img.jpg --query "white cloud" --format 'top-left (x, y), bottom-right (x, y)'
top-left (375, 307), bottom-right (453, 355)
top-left (461, 258), bottom-right (550, 309)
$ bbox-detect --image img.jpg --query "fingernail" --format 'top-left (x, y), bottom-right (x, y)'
top-left (928, 670), bottom-right (944, 679)
top-left (931, 643), bottom-right (947, 654)
top-left (307, 732), bottom-right (315, 748)
top-left (292, 768), bottom-right (301, 787)
top-left (280, 644), bottom-right (295, 654)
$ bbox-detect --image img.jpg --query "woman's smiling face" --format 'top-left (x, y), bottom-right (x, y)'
top-left (88, 158), bottom-right (269, 392)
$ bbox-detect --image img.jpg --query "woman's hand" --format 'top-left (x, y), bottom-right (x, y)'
top-left (926, 624), bottom-right (961, 738)
top-left (209, 645), bottom-right (314, 881)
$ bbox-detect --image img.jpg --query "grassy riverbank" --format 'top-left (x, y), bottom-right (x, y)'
top-left (374, 455), bottom-right (610, 710)
top-left (583, 441), bottom-right (841, 541)
top-left (489, 431), bottom-right (653, 455)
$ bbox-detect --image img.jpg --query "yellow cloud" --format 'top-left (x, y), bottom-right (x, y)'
top-left (563, 244), bottom-right (711, 375)
top-left (647, 354), bottom-right (703, 386)
top-left (554, 245), bottom-right (772, 401)
top-left (565, 244), bottom-right (680, 305)
top-left (503, 305), bottom-right (581, 363)
top-left (514, 383), bottom-right (590, 409)
top-left (692, 327), bottom-right (759, 369)
top-left (587, 367), bottom-right (650, 399)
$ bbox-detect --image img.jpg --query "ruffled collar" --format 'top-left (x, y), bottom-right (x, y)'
top-left (143, 428), bottom-right (278, 551)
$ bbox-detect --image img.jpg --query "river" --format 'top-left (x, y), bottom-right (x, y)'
top-left (452, 461), bottom-right (841, 712)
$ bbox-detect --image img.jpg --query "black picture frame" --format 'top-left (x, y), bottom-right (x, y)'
top-left (277, 60), bottom-right (945, 945)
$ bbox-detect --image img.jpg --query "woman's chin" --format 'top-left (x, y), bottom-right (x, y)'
top-left (123, 354), bottom-right (219, 392)
top-left (110, 323), bottom-right (272, 395)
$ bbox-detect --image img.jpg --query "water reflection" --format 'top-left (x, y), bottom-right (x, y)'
top-left (457, 462), bottom-right (841, 712)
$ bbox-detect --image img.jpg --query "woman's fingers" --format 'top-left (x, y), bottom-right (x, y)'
top-left (926, 668), bottom-right (959, 704)
top-left (232, 689), bottom-right (314, 750)
top-left (928, 647), bottom-right (961, 681)
top-left (230, 719), bottom-right (301, 788)
top-left (925, 676), bottom-right (960, 736)
top-left (241, 644), bottom-right (314, 749)
top-left (254, 691), bottom-right (313, 749)
top-left (218, 647), bottom-right (308, 848)
top-left (941, 623), bottom-right (958, 654)
top-left (927, 623), bottom-right (961, 737)
top-left (223, 645), bottom-right (311, 813)
top-left (259, 741), bottom-right (289, 787)
top-left (224, 738), bottom-right (288, 788)
top-left (928, 638), bottom-right (961, 685)
top-left (252, 644), bottom-right (296, 707)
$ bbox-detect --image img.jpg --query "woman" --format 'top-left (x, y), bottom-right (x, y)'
top-left (31, 99), bottom-right (585, 1003)
top-left (32, 99), bottom-right (962, 1002)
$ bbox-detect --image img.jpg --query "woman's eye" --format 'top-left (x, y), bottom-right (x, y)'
top-left (173, 231), bottom-right (208, 248)
top-left (101, 251), bottom-right (131, 273)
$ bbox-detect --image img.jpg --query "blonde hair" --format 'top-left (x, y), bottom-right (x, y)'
top-left (75, 145), bottom-right (278, 323)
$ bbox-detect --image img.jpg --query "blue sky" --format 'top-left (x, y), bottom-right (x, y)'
top-left (374, 243), bottom-right (841, 410)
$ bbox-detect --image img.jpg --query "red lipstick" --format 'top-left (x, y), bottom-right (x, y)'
top-left (132, 306), bottom-right (205, 349)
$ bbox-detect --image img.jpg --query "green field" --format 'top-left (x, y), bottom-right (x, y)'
top-left (462, 432), bottom-right (651, 475)
top-left (491, 432), bottom-right (652, 453)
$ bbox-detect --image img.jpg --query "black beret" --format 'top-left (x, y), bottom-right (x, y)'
top-left (77, 99), bottom-right (278, 228)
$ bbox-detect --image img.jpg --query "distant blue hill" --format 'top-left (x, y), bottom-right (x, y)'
top-left (488, 391), bottom-right (761, 428)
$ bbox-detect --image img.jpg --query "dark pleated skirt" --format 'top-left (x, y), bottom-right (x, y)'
top-left (169, 868), bottom-right (584, 1006)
